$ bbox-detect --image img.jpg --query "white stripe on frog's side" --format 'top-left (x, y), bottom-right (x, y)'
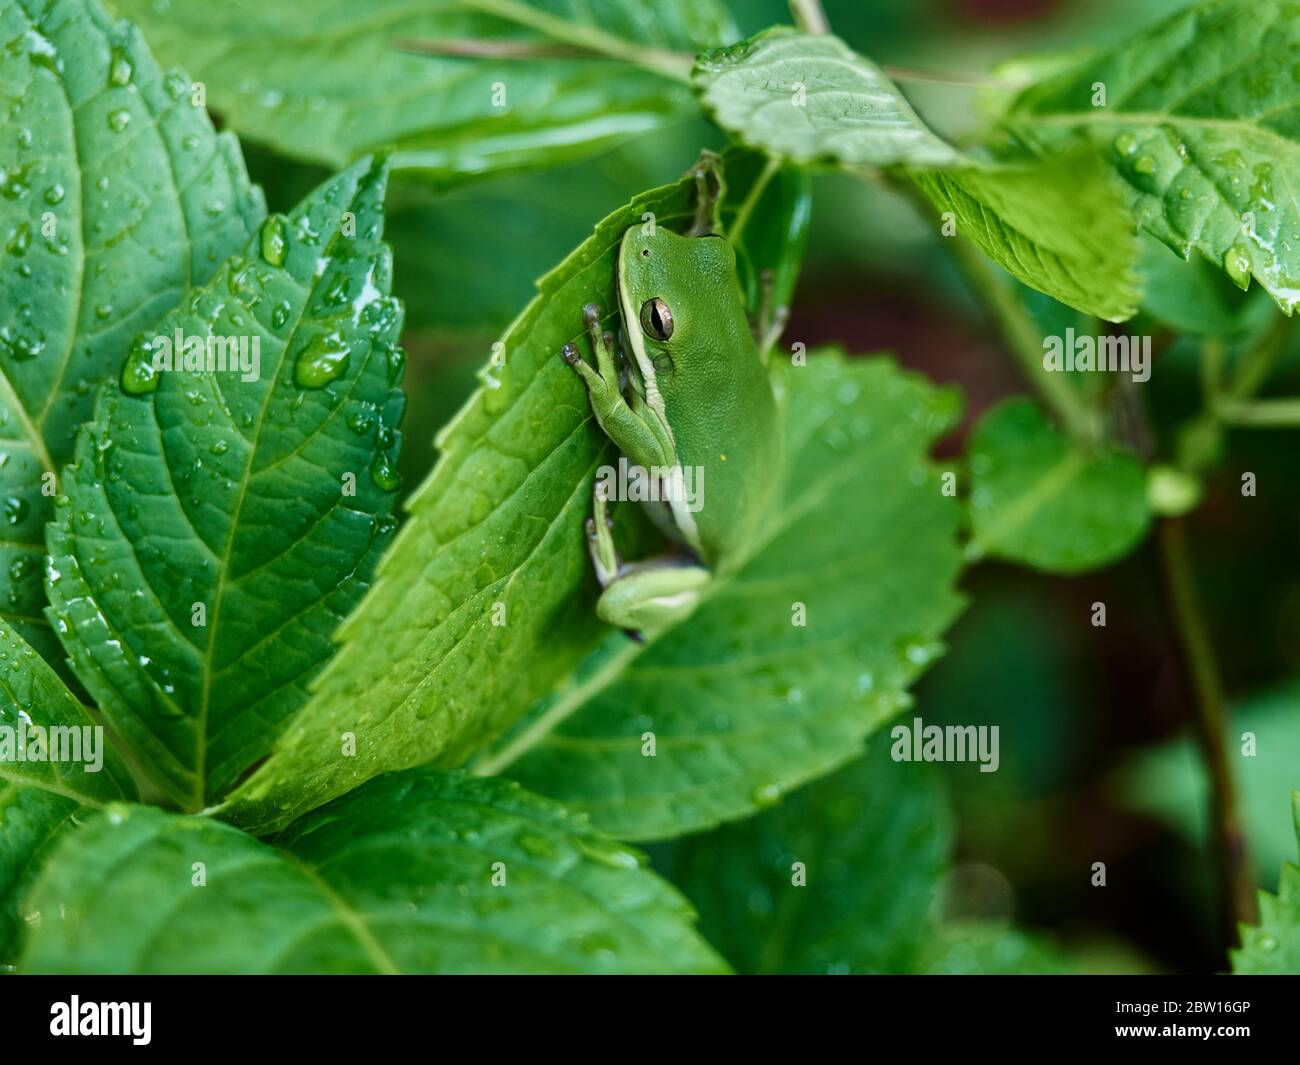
top-left (617, 235), bottom-right (704, 557)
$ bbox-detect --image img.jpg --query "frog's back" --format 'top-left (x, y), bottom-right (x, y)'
top-left (622, 231), bottom-right (781, 571)
top-left (665, 325), bottom-right (781, 571)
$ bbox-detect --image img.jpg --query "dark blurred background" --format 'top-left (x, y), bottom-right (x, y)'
top-left (240, 0), bottom-right (1300, 973)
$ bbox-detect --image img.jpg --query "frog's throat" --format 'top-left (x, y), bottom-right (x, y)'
top-left (616, 258), bottom-right (704, 558)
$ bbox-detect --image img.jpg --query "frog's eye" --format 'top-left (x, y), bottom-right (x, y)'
top-left (639, 297), bottom-right (674, 341)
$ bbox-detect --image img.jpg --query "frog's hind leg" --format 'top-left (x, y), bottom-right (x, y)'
top-left (596, 558), bottom-right (710, 636)
top-left (753, 267), bottom-right (789, 364)
top-left (585, 481), bottom-right (707, 637)
top-left (585, 480), bottom-right (621, 589)
top-left (687, 150), bottom-right (726, 236)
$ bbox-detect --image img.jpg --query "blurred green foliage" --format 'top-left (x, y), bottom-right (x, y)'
top-left (125, 0), bottom-right (1300, 973)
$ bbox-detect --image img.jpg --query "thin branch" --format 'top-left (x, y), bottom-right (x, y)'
top-left (1194, 315), bottom-right (1300, 427)
top-left (788, 0), bottom-right (830, 35)
top-left (458, 0), bottom-right (693, 82)
top-left (947, 236), bottom-right (1103, 444)
top-left (878, 175), bottom-right (1101, 442)
top-left (727, 155), bottom-right (780, 248)
top-left (1214, 397), bottom-right (1300, 426)
top-left (395, 37), bottom-right (605, 61)
top-left (881, 64), bottom-right (1021, 89)
top-left (1200, 336), bottom-right (1226, 404)
top-left (1227, 314), bottom-right (1293, 401)
top-left (1158, 518), bottom-right (1257, 956)
top-left (396, 29), bottom-right (1011, 91)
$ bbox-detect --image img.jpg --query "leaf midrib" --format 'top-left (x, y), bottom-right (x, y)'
top-left (191, 178), bottom-right (371, 810)
top-left (0, 767), bottom-right (104, 809)
top-left (0, 365), bottom-right (54, 479)
top-left (971, 448), bottom-right (1089, 555)
top-left (275, 849), bottom-right (401, 974)
top-left (474, 368), bottom-right (911, 774)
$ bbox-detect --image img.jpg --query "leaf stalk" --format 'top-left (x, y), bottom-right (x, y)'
top-left (456, 0), bottom-right (694, 82)
top-left (788, 0), bottom-right (830, 35)
top-left (1157, 517), bottom-right (1257, 958)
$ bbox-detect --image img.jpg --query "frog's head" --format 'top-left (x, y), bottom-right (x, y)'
top-left (616, 225), bottom-right (737, 389)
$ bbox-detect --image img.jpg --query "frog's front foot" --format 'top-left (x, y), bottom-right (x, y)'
top-left (560, 305), bottom-right (676, 471)
top-left (560, 302), bottom-right (619, 396)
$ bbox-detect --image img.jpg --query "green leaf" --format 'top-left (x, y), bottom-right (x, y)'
top-left (1232, 792), bottom-right (1300, 974)
top-left (114, 0), bottom-right (733, 182)
top-left (910, 154), bottom-right (1142, 322)
top-left (1000, 0), bottom-right (1300, 315)
top-left (0, 0), bottom-right (264, 670)
top-left (693, 29), bottom-right (1139, 320)
top-left (219, 151), bottom-right (798, 836)
top-left (967, 398), bottom-right (1151, 573)
top-left (44, 156), bottom-right (405, 811)
top-left (911, 921), bottom-right (1072, 974)
top-left (662, 742), bottom-right (952, 973)
top-left (693, 28), bottom-right (960, 169)
top-left (18, 768), bottom-right (727, 974)
top-left (487, 352), bottom-right (966, 841)
top-left (0, 620), bottom-right (136, 961)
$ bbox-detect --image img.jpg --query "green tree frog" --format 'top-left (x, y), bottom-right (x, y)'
top-left (561, 161), bottom-right (786, 638)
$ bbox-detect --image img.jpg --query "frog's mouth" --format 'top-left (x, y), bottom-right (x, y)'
top-left (615, 230), bottom-right (666, 422)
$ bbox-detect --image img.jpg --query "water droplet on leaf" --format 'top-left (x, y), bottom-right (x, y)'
top-left (294, 331), bottom-right (350, 388)
top-left (370, 453), bottom-right (401, 492)
top-left (108, 47), bottom-right (133, 86)
top-left (260, 214), bottom-right (288, 266)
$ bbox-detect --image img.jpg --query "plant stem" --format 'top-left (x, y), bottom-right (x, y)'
top-left (788, 0), bottom-right (830, 34)
top-left (880, 65), bottom-right (1019, 89)
top-left (1157, 518), bottom-right (1257, 954)
top-left (728, 155), bottom-right (780, 247)
top-left (1227, 314), bottom-right (1291, 402)
top-left (879, 173), bottom-right (1101, 441)
top-left (1199, 315), bottom-right (1298, 427)
top-left (458, 0), bottom-right (694, 82)
top-left (947, 236), bottom-right (1102, 444)
top-left (1214, 397), bottom-right (1300, 426)
top-left (1200, 337), bottom-right (1226, 404)
top-left (395, 38), bottom-right (608, 61)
